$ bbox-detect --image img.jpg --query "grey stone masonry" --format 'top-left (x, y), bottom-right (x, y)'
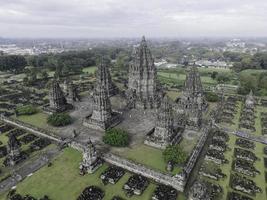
top-left (79, 139), bottom-right (103, 174)
top-left (127, 36), bottom-right (162, 109)
top-left (48, 79), bottom-right (69, 113)
top-left (145, 95), bottom-right (181, 149)
top-left (83, 59), bottom-right (121, 130)
top-left (178, 66), bottom-right (207, 129)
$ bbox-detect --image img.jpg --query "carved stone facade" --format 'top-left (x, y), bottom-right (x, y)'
top-left (127, 36), bottom-right (162, 109)
top-left (178, 66), bottom-right (207, 129)
top-left (83, 59), bottom-right (121, 130)
top-left (145, 96), bottom-right (181, 149)
top-left (48, 80), bottom-right (69, 112)
top-left (188, 181), bottom-right (211, 200)
top-left (245, 90), bottom-right (255, 109)
top-left (6, 133), bottom-right (22, 166)
top-left (63, 79), bottom-right (80, 104)
top-left (79, 139), bottom-right (103, 174)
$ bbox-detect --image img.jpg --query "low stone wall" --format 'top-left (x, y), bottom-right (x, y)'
top-left (102, 153), bottom-right (186, 192)
top-left (215, 124), bottom-right (267, 145)
top-left (0, 115), bottom-right (62, 143)
top-left (182, 123), bottom-right (211, 178)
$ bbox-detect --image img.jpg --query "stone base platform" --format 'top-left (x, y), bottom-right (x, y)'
top-left (144, 128), bottom-right (183, 149)
top-left (83, 111), bottom-right (122, 131)
top-left (79, 157), bottom-right (103, 175)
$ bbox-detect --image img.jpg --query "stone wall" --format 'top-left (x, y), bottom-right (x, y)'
top-left (0, 115), bottom-right (62, 143)
top-left (102, 153), bottom-right (186, 192)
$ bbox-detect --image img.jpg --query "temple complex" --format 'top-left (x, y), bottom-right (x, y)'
top-left (177, 66), bottom-right (207, 129)
top-left (145, 96), bottom-right (181, 149)
top-left (48, 80), bottom-right (69, 112)
top-left (127, 36), bottom-right (162, 109)
top-left (83, 59), bottom-right (121, 130)
top-left (79, 139), bottom-right (103, 174)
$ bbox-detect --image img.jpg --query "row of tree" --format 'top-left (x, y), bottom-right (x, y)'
top-left (0, 47), bottom-right (126, 75)
top-left (232, 52), bottom-right (267, 72)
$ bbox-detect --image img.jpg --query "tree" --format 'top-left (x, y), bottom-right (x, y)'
top-left (40, 70), bottom-right (49, 80)
top-left (103, 128), bottom-right (129, 147)
top-left (216, 74), bottom-right (230, 83)
top-left (16, 105), bottom-right (38, 116)
top-left (211, 71), bottom-right (218, 80)
top-left (205, 92), bottom-right (219, 102)
top-left (47, 113), bottom-right (72, 127)
top-left (163, 145), bottom-right (187, 165)
top-left (0, 55), bottom-right (27, 73)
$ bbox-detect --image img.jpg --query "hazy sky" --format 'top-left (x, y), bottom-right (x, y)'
top-left (0, 0), bottom-right (267, 38)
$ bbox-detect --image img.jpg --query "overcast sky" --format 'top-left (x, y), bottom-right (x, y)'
top-left (0, 0), bottom-right (267, 38)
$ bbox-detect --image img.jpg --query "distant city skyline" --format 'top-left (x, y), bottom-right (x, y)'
top-left (0, 0), bottom-right (267, 38)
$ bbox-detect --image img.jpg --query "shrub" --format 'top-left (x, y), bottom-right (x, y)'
top-left (163, 145), bottom-right (187, 165)
top-left (47, 113), bottom-right (72, 127)
top-left (16, 105), bottom-right (38, 115)
top-left (103, 128), bottom-right (129, 147)
top-left (205, 92), bottom-right (219, 102)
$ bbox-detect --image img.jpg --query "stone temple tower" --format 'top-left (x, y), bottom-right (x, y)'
top-left (48, 80), bottom-right (68, 112)
top-left (79, 139), bottom-right (102, 174)
top-left (83, 59), bottom-right (121, 130)
top-left (127, 36), bottom-right (161, 109)
top-left (145, 96), bottom-right (181, 149)
top-left (95, 58), bottom-right (117, 97)
top-left (179, 66), bottom-right (207, 129)
top-left (6, 133), bottom-right (22, 166)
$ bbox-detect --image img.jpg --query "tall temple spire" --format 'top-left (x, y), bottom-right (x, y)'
top-left (83, 58), bottom-right (121, 130)
top-left (178, 66), bottom-right (207, 129)
top-left (48, 80), bottom-right (68, 112)
top-left (96, 58), bottom-right (117, 97)
top-left (127, 36), bottom-right (161, 109)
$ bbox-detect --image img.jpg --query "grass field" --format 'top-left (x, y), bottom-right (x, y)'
top-left (82, 66), bottom-right (97, 74)
top-left (158, 70), bottom-right (217, 87)
top-left (0, 148), bottom-right (186, 200)
top-left (16, 112), bottom-right (48, 129)
top-left (112, 144), bottom-right (182, 175)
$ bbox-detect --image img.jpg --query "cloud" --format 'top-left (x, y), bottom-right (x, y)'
top-left (0, 0), bottom-right (266, 38)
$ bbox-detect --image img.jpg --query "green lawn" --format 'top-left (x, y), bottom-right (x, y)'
top-left (157, 70), bottom-right (216, 87)
top-left (112, 144), bottom-right (182, 175)
top-left (82, 66), bottom-right (97, 74)
top-left (16, 112), bottom-right (48, 129)
top-left (0, 148), bottom-right (186, 200)
top-left (166, 90), bottom-right (180, 101)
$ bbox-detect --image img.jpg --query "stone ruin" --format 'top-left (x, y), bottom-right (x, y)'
top-left (177, 66), bottom-right (207, 130)
top-left (79, 139), bottom-right (103, 174)
top-left (126, 36), bottom-right (162, 109)
top-left (83, 59), bottom-right (121, 130)
top-left (63, 78), bottom-right (80, 104)
top-left (46, 79), bottom-right (72, 113)
top-left (188, 180), bottom-right (222, 200)
top-left (4, 133), bottom-right (24, 166)
top-left (188, 181), bottom-right (211, 200)
top-left (144, 95), bottom-right (182, 149)
top-left (239, 90), bottom-right (256, 131)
